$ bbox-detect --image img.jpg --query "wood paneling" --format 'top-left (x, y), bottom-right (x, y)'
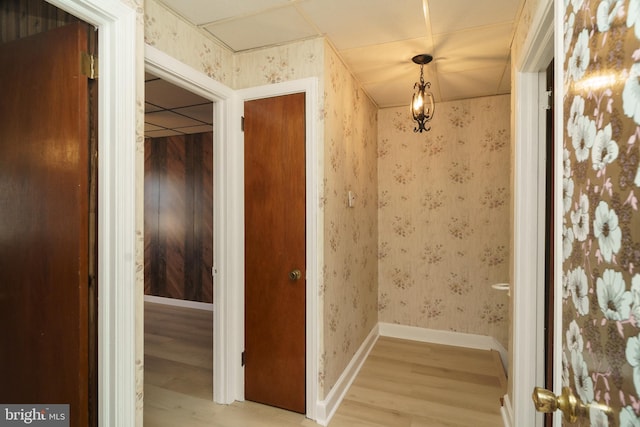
top-left (0, 0), bottom-right (78, 44)
top-left (144, 133), bottom-right (213, 303)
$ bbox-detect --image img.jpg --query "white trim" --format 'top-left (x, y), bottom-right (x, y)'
top-left (315, 325), bottom-right (379, 426)
top-left (501, 393), bottom-right (514, 427)
top-left (144, 44), bottom-right (236, 405)
top-left (234, 78), bottom-right (321, 420)
top-left (379, 323), bottom-right (508, 372)
top-left (44, 1), bottom-right (137, 425)
top-left (143, 295), bottom-right (214, 312)
top-left (512, 0), bottom-right (554, 426)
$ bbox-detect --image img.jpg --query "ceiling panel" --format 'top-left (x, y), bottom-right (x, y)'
top-left (154, 0), bottom-right (525, 107)
top-left (341, 37), bottom-right (434, 83)
top-left (299, 0), bottom-right (427, 50)
top-left (158, 0), bottom-right (291, 25)
top-left (173, 104), bottom-right (214, 124)
top-left (145, 110), bottom-right (205, 129)
top-left (428, 0), bottom-right (521, 35)
top-left (204, 6), bottom-right (318, 51)
top-left (146, 78), bottom-right (211, 109)
top-left (437, 67), bottom-right (506, 101)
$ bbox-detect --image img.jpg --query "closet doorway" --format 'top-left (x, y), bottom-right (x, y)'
top-left (143, 72), bottom-right (215, 418)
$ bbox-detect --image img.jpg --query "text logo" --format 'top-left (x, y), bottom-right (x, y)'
top-left (0, 405), bottom-right (68, 427)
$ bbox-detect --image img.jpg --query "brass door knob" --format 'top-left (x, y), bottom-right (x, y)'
top-left (532, 386), bottom-right (611, 423)
top-left (289, 269), bottom-right (302, 281)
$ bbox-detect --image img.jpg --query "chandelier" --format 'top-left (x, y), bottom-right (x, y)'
top-left (410, 54), bottom-right (435, 133)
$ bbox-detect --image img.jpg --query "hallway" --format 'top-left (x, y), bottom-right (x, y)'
top-left (144, 302), bottom-right (506, 426)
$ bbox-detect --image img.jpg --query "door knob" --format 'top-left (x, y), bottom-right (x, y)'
top-left (289, 269), bottom-right (302, 281)
top-left (532, 386), bottom-right (612, 422)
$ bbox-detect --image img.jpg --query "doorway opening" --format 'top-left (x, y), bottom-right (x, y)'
top-left (143, 71), bottom-right (216, 415)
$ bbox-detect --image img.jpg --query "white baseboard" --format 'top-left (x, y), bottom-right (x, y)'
top-left (378, 322), bottom-right (508, 374)
top-left (144, 294), bottom-right (214, 311)
top-left (501, 393), bottom-right (514, 427)
top-left (315, 324), bottom-right (379, 426)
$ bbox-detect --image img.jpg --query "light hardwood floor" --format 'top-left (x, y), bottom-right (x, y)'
top-left (144, 302), bottom-right (506, 427)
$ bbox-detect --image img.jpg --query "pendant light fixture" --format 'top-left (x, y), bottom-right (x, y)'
top-left (411, 54), bottom-right (435, 133)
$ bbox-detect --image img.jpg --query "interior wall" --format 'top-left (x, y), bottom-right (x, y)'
top-left (320, 40), bottom-right (379, 398)
top-left (144, 0), bottom-right (233, 88)
top-left (144, 132), bottom-right (214, 303)
top-left (378, 95), bottom-right (511, 349)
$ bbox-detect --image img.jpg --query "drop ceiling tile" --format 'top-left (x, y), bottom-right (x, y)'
top-left (437, 67), bottom-right (504, 101)
top-left (146, 79), bottom-right (211, 109)
top-left (341, 37), bottom-right (435, 84)
top-left (204, 6), bottom-right (318, 52)
top-left (144, 122), bottom-right (163, 132)
top-left (173, 104), bottom-right (214, 124)
top-left (145, 102), bottom-right (163, 113)
top-left (157, 0), bottom-right (291, 26)
top-left (175, 125), bottom-right (214, 134)
top-left (364, 74), bottom-right (442, 109)
top-left (432, 23), bottom-right (512, 73)
top-left (145, 129), bottom-right (185, 138)
top-left (428, 0), bottom-right (521, 35)
top-left (145, 111), bottom-right (204, 129)
top-left (299, 0), bottom-right (427, 50)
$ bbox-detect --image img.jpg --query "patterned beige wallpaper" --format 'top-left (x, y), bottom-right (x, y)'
top-left (378, 96), bottom-right (511, 349)
top-left (320, 42), bottom-right (379, 397)
top-left (144, 0), bottom-right (233, 87)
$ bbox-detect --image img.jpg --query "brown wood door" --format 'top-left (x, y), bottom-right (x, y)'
top-left (0, 22), bottom-right (94, 427)
top-left (244, 93), bottom-right (306, 413)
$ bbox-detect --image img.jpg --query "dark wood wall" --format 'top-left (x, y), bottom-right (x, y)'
top-left (144, 133), bottom-right (214, 303)
top-left (1, 0), bottom-right (79, 44)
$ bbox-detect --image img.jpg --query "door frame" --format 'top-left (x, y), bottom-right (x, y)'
top-left (234, 78), bottom-right (320, 420)
top-left (45, 0), bottom-right (137, 425)
top-left (511, 0), bottom-right (563, 425)
top-left (144, 45), bottom-right (236, 404)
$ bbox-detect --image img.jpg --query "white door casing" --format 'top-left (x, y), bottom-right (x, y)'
top-left (510, 0), bottom-right (563, 425)
top-left (45, 0), bottom-right (137, 425)
top-left (234, 78), bottom-right (321, 421)
top-left (144, 45), bottom-right (236, 404)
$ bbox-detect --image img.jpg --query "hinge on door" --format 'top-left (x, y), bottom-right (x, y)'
top-left (241, 116), bottom-right (245, 132)
top-left (241, 351), bottom-right (246, 366)
top-left (544, 90), bottom-right (552, 110)
top-left (81, 52), bottom-right (98, 80)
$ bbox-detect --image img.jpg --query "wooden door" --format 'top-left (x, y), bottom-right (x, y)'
top-left (244, 93), bottom-right (306, 413)
top-left (0, 22), bottom-right (94, 427)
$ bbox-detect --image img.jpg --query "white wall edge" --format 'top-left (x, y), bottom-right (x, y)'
top-left (315, 325), bottom-right (379, 426)
top-left (501, 393), bottom-right (514, 427)
top-left (143, 295), bottom-right (214, 312)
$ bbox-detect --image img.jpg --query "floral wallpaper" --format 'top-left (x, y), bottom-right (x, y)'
top-left (561, 0), bottom-right (640, 424)
top-left (320, 41), bottom-right (379, 398)
top-left (378, 96), bottom-right (511, 349)
top-left (144, 0), bottom-right (233, 87)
